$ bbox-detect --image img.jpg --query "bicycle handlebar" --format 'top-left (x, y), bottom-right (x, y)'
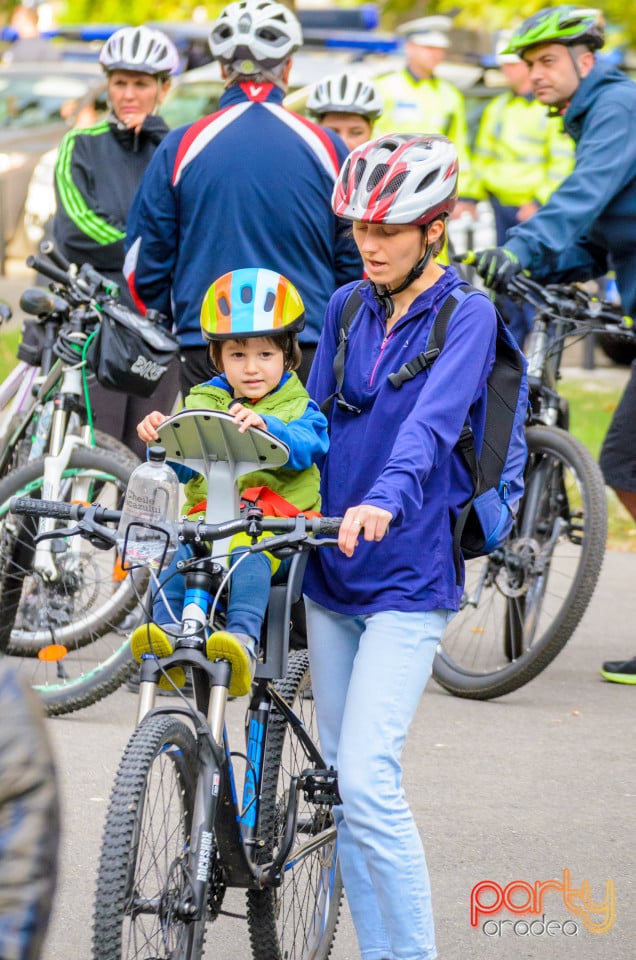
top-left (505, 273), bottom-right (634, 333)
top-left (9, 497), bottom-right (343, 544)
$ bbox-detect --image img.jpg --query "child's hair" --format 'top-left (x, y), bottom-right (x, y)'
top-left (209, 331), bottom-right (302, 373)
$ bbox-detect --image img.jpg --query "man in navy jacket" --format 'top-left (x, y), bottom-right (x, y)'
top-left (461, 5), bottom-right (636, 683)
top-left (125, 0), bottom-right (361, 389)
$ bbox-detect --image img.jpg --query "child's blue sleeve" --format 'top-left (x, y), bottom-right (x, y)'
top-left (261, 401), bottom-right (329, 471)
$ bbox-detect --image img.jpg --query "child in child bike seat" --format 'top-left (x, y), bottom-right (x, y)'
top-left (132, 268), bottom-right (329, 696)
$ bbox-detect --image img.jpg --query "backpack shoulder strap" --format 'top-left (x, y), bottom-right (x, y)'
top-left (387, 283), bottom-right (477, 389)
top-left (320, 280), bottom-right (368, 416)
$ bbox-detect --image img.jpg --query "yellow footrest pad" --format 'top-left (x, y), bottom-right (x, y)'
top-left (205, 630), bottom-right (255, 697)
top-left (130, 623), bottom-right (187, 691)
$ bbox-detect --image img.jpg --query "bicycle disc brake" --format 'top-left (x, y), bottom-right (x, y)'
top-left (495, 537), bottom-right (542, 598)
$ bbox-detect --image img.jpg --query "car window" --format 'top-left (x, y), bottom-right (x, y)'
top-left (0, 74), bottom-right (92, 128)
top-left (160, 80), bottom-right (224, 128)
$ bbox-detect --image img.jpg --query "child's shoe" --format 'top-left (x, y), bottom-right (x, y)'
top-left (130, 623), bottom-right (187, 691)
top-left (205, 631), bottom-right (256, 697)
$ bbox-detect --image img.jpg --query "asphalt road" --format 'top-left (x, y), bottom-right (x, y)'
top-left (39, 547), bottom-right (635, 960)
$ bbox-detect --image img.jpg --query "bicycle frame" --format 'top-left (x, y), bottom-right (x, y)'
top-left (124, 409), bottom-right (339, 919)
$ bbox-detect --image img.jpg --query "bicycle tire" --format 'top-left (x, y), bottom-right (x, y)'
top-left (92, 714), bottom-right (205, 960)
top-left (433, 425), bottom-right (607, 699)
top-left (0, 447), bottom-right (147, 712)
top-left (247, 649), bottom-right (343, 960)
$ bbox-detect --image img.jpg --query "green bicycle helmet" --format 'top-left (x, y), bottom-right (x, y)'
top-left (503, 6), bottom-right (605, 55)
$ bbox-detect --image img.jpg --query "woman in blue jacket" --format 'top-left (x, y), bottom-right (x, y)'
top-left (304, 134), bottom-right (499, 960)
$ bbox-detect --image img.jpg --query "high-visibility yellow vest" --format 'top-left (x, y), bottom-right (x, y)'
top-left (374, 70), bottom-right (477, 200)
top-left (472, 91), bottom-right (574, 207)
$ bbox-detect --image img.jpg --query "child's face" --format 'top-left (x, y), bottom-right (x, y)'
top-left (219, 337), bottom-right (286, 400)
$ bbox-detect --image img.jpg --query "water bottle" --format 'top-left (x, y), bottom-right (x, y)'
top-left (116, 446), bottom-right (179, 567)
top-left (29, 400), bottom-right (54, 460)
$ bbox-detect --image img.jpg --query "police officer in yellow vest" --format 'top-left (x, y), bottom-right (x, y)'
top-left (472, 34), bottom-right (574, 343)
top-left (374, 16), bottom-right (477, 213)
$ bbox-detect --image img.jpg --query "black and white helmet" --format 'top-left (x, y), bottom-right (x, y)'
top-left (99, 26), bottom-right (180, 77)
top-left (333, 134), bottom-right (458, 226)
top-left (209, 0), bottom-right (302, 75)
top-left (307, 72), bottom-right (383, 120)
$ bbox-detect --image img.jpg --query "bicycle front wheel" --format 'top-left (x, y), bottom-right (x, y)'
top-left (433, 425), bottom-right (608, 699)
top-left (93, 714), bottom-right (204, 960)
top-left (0, 447), bottom-right (146, 713)
top-left (247, 649), bottom-right (343, 960)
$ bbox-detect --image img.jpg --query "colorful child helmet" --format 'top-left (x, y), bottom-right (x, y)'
top-left (99, 26), bottom-right (180, 77)
top-left (200, 268), bottom-right (305, 341)
top-left (208, 0), bottom-right (302, 75)
top-left (502, 6), bottom-right (605, 56)
top-left (332, 134), bottom-right (458, 226)
top-left (307, 72), bottom-right (383, 120)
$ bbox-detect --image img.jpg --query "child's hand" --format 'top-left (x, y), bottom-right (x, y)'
top-left (230, 403), bottom-right (267, 434)
top-left (137, 411), bottom-right (169, 443)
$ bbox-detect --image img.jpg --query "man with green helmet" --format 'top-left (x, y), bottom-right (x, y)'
top-left (458, 5), bottom-right (636, 684)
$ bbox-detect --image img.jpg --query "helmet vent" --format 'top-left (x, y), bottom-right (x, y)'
top-left (378, 171), bottom-right (408, 199)
top-left (240, 285), bottom-right (253, 304)
top-left (218, 295), bottom-right (231, 317)
top-left (416, 169), bottom-right (441, 192)
top-left (264, 291), bottom-right (276, 311)
top-left (353, 158), bottom-right (367, 188)
top-left (367, 163), bottom-right (390, 190)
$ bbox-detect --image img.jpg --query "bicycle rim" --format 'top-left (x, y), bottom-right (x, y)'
top-left (0, 448), bottom-right (148, 711)
top-left (433, 426), bottom-right (608, 699)
top-left (93, 714), bottom-right (204, 960)
top-left (247, 650), bottom-right (343, 960)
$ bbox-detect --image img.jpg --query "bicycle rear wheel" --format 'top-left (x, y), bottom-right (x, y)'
top-left (433, 425), bottom-right (607, 699)
top-left (247, 649), bottom-right (343, 960)
top-left (93, 714), bottom-right (204, 960)
top-left (0, 447), bottom-right (147, 713)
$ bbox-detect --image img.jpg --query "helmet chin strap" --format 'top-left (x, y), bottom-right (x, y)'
top-left (371, 236), bottom-right (434, 320)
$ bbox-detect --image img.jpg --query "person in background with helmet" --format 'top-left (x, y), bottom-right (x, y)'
top-left (306, 71), bottom-right (383, 152)
top-left (472, 31), bottom-right (575, 346)
top-left (304, 134), bottom-right (502, 960)
top-left (455, 6), bottom-right (636, 683)
top-left (133, 267), bottom-right (329, 697)
top-left (373, 16), bottom-right (478, 216)
top-left (52, 24), bottom-right (181, 459)
top-left (125, 0), bottom-right (361, 391)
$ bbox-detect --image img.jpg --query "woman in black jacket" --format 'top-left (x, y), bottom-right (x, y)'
top-left (53, 25), bottom-right (181, 457)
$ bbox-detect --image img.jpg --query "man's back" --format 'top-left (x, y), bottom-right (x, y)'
top-left (125, 82), bottom-right (361, 350)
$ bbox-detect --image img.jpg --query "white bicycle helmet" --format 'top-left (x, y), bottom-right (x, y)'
top-left (307, 72), bottom-right (383, 120)
top-left (99, 26), bottom-right (180, 77)
top-left (208, 0), bottom-right (302, 75)
top-left (332, 134), bottom-right (458, 226)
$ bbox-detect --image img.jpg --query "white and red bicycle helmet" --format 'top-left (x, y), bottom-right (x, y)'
top-left (99, 26), bottom-right (179, 78)
top-left (332, 133), bottom-right (458, 225)
top-left (209, 0), bottom-right (302, 75)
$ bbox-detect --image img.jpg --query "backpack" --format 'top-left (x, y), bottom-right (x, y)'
top-left (323, 280), bottom-right (529, 583)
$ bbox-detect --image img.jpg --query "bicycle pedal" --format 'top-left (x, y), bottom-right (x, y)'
top-left (302, 768), bottom-right (341, 806)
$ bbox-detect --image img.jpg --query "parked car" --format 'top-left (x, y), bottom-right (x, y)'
top-left (0, 60), bottom-right (107, 262)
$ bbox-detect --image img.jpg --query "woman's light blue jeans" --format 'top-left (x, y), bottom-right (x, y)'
top-left (305, 596), bottom-right (453, 960)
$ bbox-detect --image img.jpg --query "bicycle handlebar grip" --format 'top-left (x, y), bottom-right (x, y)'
top-left (9, 497), bottom-right (77, 520)
top-left (39, 241), bottom-right (73, 273)
top-left (26, 255), bottom-right (71, 287)
top-left (315, 517), bottom-right (343, 536)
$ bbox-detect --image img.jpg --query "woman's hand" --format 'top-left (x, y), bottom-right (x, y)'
top-left (230, 403), bottom-right (267, 434)
top-left (338, 504), bottom-right (392, 557)
top-left (137, 410), bottom-right (169, 443)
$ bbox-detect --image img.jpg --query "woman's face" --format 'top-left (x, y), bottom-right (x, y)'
top-left (320, 112), bottom-right (373, 152)
top-left (107, 70), bottom-right (168, 130)
top-left (352, 222), bottom-right (428, 288)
